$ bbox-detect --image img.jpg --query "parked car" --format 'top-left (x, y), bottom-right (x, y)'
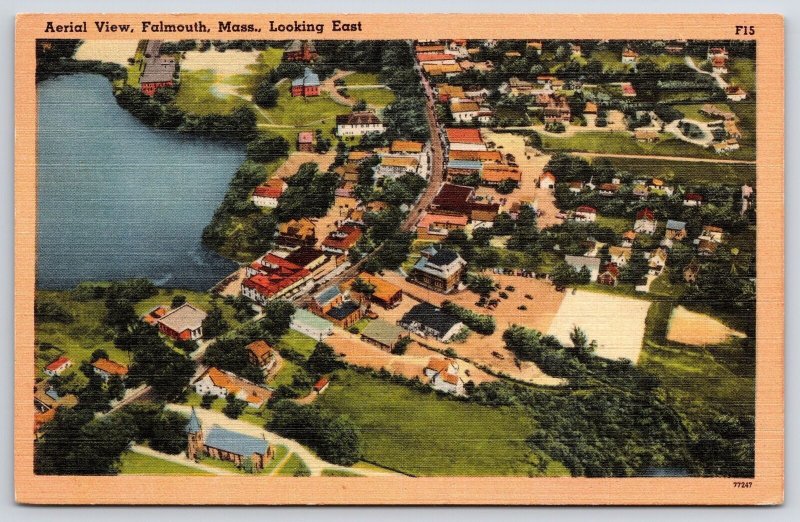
top-left (491, 351), bottom-right (505, 360)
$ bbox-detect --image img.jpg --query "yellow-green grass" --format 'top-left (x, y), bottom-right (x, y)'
top-left (595, 215), bottom-right (631, 234)
top-left (262, 445), bottom-right (290, 474)
top-left (727, 57), bottom-right (755, 93)
top-left (352, 460), bottom-right (395, 473)
top-left (277, 329), bottom-right (318, 358)
top-left (35, 290), bottom-right (134, 379)
top-left (183, 392), bottom-right (268, 427)
top-left (119, 452), bottom-right (211, 475)
top-left (640, 54), bottom-right (686, 69)
top-left (197, 455), bottom-right (250, 474)
top-left (265, 88), bottom-right (350, 128)
top-left (351, 88), bottom-right (396, 108)
top-left (174, 70), bottom-right (249, 116)
top-left (315, 370), bottom-right (568, 477)
top-left (593, 157), bottom-right (755, 185)
top-left (343, 72), bottom-right (381, 86)
top-left (541, 131), bottom-right (755, 161)
top-left (588, 50), bottom-right (632, 73)
top-left (350, 318), bottom-right (371, 333)
top-left (134, 288), bottom-right (242, 331)
top-left (275, 453), bottom-right (310, 476)
top-left (321, 468), bottom-right (363, 477)
top-left (226, 48), bottom-right (285, 96)
top-left (268, 359), bottom-right (303, 388)
top-left (638, 300), bottom-right (754, 418)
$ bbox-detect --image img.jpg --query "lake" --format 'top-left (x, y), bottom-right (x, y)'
top-left (36, 74), bottom-right (243, 290)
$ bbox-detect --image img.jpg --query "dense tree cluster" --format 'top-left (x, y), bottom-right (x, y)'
top-left (441, 301), bottom-right (496, 335)
top-left (275, 162), bottom-right (338, 221)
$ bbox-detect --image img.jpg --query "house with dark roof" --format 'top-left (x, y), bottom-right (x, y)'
top-left (399, 302), bottom-right (465, 342)
top-left (291, 67), bottom-right (320, 97)
top-left (139, 40), bottom-right (177, 96)
top-left (665, 219), bottom-right (688, 241)
top-left (308, 286), bottom-right (364, 329)
top-left (246, 340), bottom-right (278, 371)
top-left (187, 409), bottom-right (275, 470)
top-left (321, 225), bottom-right (363, 257)
top-left (410, 245), bottom-right (467, 294)
top-left (284, 40), bottom-right (318, 62)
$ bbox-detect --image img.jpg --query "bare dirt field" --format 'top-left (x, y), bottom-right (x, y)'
top-left (666, 306), bottom-right (747, 346)
top-left (478, 130), bottom-right (560, 229)
top-left (326, 329), bottom-right (496, 385)
top-left (180, 49), bottom-right (261, 76)
top-left (377, 272), bottom-right (565, 385)
top-left (74, 40), bottom-right (136, 66)
top-left (216, 267), bottom-right (247, 297)
top-left (273, 151), bottom-right (337, 180)
top-left (547, 289), bottom-right (651, 363)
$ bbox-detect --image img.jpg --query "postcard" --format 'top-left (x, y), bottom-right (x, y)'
top-left (14, 13), bottom-right (784, 505)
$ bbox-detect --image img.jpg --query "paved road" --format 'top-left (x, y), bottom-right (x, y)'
top-left (571, 151), bottom-right (756, 165)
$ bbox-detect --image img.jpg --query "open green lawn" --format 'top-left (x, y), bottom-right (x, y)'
top-left (277, 329), bottom-right (318, 358)
top-left (268, 359), bottom-right (303, 388)
top-left (226, 48), bottom-right (285, 96)
top-left (672, 103), bottom-right (731, 123)
top-left (134, 288), bottom-right (241, 330)
top-left (641, 54), bottom-right (686, 69)
top-left (174, 70), bottom-right (249, 116)
top-left (262, 445), bottom-right (290, 474)
top-left (588, 50), bottom-right (631, 73)
top-left (594, 157), bottom-right (755, 185)
top-left (315, 370), bottom-right (568, 477)
top-left (265, 88), bottom-right (349, 128)
top-left (350, 88), bottom-right (396, 108)
top-left (183, 392), bottom-right (268, 427)
top-left (541, 130), bottom-right (755, 161)
top-left (321, 468), bottom-right (364, 477)
top-left (595, 215), bottom-right (631, 234)
top-left (275, 453), bottom-right (310, 476)
top-left (343, 72), bottom-right (381, 86)
top-left (638, 301), bottom-right (755, 418)
top-left (119, 452), bottom-right (211, 475)
top-left (727, 57), bottom-right (755, 93)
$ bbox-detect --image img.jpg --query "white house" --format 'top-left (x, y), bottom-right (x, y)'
top-left (252, 179), bottom-right (287, 208)
top-left (621, 49), bottom-right (639, 64)
top-left (634, 209), bottom-right (657, 235)
top-left (336, 111), bottom-right (385, 137)
top-left (424, 358), bottom-right (465, 396)
top-left (574, 205), bottom-right (597, 223)
top-left (540, 172), bottom-right (556, 190)
top-left (564, 255), bottom-right (602, 282)
top-left (44, 357), bottom-right (72, 377)
top-left (450, 101), bottom-right (480, 123)
top-left (193, 367), bottom-right (271, 408)
top-left (608, 246), bottom-right (632, 267)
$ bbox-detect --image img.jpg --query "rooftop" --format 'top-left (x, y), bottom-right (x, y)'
top-left (360, 319), bottom-right (406, 346)
top-left (400, 302), bottom-right (462, 337)
top-left (158, 303), bottom-right (207, 334)
top-left (204, 424), bottom-right (270, 457)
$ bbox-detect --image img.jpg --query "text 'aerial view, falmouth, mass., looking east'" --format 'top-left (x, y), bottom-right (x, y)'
top-left (33, 36), bottom-right (756, 479)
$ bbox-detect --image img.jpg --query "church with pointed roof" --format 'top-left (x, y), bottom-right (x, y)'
top-left (186, 408), bottom-right (274, 470)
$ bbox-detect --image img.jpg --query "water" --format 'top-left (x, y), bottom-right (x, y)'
top-left (36, 74), bottom-right (243, 290)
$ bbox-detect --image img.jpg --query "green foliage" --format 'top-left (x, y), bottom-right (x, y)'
top-left (275, 163), bottom-right (338, 221)
top-left (170, 295), bottom-right (187, 308)
top-left (502, 325), bottom-right (584, 378)
top-left (253, 80), bottom-right (279, 108)
top-left (203, 337), bottom-right (265, 385)
top-left (246, 135), bottom-right (290, 163)
top-left (306, 342), bottom-right (345, 376)
top-left (392, 336), bottom-right (412, 355)
top-left (34, 300), bottom-right (74, 324)
top-left (124, 325), bottom-right (195, 400)
top-left (259, 299), bottom-right (296, 339)
top-left (223, 394), bottom-right (248, 419)
top-left (268, 400), bottom-right (363, 466)
top-left (200, 393), bottom-right (215, 409)
top-left (441, 301), bottom-right (496, 335)
top-left (201, 305), bottom-right (229, 339)
top-left (466, 274), bottom-right (496, 297)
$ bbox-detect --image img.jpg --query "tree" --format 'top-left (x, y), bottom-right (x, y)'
top-left (352, 100), bottom-right (368, 111)
top-left (246, 135), bottom-right (290, 163)
top-left (307, 343), bottom-right (344, 376)
top-left (104, 297), bottom-right (136, 332)
top-left (90, 349), bottom-right (109, 363)
top-left (202, 305), bottom-right (229, 339)
top-left (150, 410), bottom-right (190, 455)
top-left (569, 326), bottom-right (596, 362)
top-left (106, 376), bottom-right (126, 401)
top-left (128, 338), bottom-right (196, 401)
top-left (260, 300), bottom-right (296, 338)
top-left (351, 277), bottom-right (376, 305)
top-left (392, 336), bottom-right (412, 355)
top-left (200, 393), bottom-right (215, 409)
top-left (171, 294), bottom-right (187, 308)
top-left (550, 262), bottom-right (579, 290)
top-left (223, 394), bottom-right (247, 419)
top-left (203, 337), bottom-right (264, 384)
top-left (253, 79), bottom-right (279, 108)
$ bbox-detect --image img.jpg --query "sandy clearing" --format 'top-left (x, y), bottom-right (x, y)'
top-left (74, 40), bottom-right (137, 66)
top-left (180, 49), bottom-right (262, 76)
top-left (478, 130), bottom-right (560, 229)
top-left (666, 306), bottom-right (747, 346)
top-left (273, 150), bottom-right (337, 180)
top-left (375, 272), bottom-right (565, 386)
top-left (216, 267), bottom-right (247, 297)
top-left (326, 329), bottom-right (496, 385)
top-left (547, 289), bottom-right (651, 363)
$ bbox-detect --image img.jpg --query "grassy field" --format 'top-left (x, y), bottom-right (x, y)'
top-left (134, 288), bottom-right (241, 331)
top-left (350, 88), bottom-right (396, 108)
top-left (174, 70), bottom-right (248, 116)
top-left (263, 445), bottom-right (290, 474)
top-left (343, 72), bottom-right (381, 86)
top-left (672, 103), bottom-right (731, 122)
top-left (594, 157), bottom-right (756, 185)
top-left (277, 329), bottom-right (318, 358)
top-left (275, 453), bottom-right (310, 476)
top-left (315, 370), bottom-right (568, 477)
top-left (638, 301), bottom-right (755, 418)
top-left (588, 50), bottom-right (631, 73)
top-left (541, 130), bottom-right (755, 161)
top-left (216, 48), bottom-right (285, 97)
top-left (322, 468), bottom-right (364, 477)
top-left (265, 89), bottom-right (349, 128)
top-left (268, 359), bottom-right (303, 388)
top-left (727, 57), bottom-right (756, 93)
top-left (595, 215), bottom-right (631, 234)
top-left (641, 54), bottom-right (686, 69)
top-left (119, 452), bottom-right (212, 475)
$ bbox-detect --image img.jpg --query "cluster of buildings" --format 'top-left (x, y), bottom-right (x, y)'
top-left (138, 40), bottom-right (177, 96)
top-left (699, 104), bottom-right (744, 154)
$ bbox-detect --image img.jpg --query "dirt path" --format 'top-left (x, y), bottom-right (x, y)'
top-left (166, 404), bottom-right (400, 477)
top-left (268, 451), bottom-right (296, 476)
top-left (128, 445), bottom-right (236, 476)
top-left (685, 56), bottom-right (729, 90)
top-left (571, 152), bottom-right (756, 165)
top-left (320, 70), bottom-right (356, 107)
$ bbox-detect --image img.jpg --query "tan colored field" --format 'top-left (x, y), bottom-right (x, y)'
top-left (180, 49), bottom-right (261, 76)
top-left (547, 289), bottom-right (651, 363)
top-left (478, 130), bottom-right (560, 229)
top-left (273, 151), bottom-right (337, 180)
top-left (74, 40), bottom-right (136, 66)
top-left (326, 329), bottom-right (496, 385)
top-left (666, 306), bottom-right (747, 346)
top-left (377, 272), bottom-right (565, 385)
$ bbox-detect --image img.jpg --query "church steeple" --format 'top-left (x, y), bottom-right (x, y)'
top-left (186, 406), bottom-right (202, 434)
top-left (186, 407), bottom-right (204, 461)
